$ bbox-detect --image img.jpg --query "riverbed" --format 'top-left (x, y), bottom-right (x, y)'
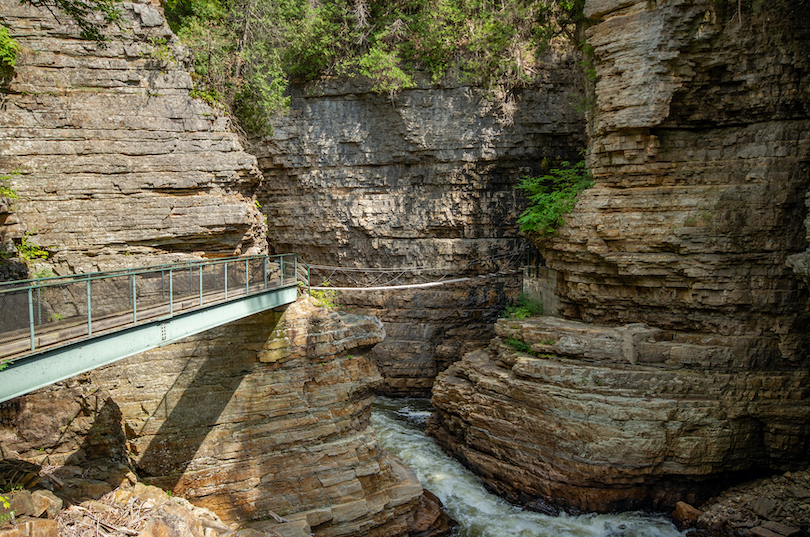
top-left (371, 397), bottom-right (686, 537)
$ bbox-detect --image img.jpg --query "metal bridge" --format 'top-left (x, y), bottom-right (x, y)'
top-left (0, 254), bottom-right (309, 404)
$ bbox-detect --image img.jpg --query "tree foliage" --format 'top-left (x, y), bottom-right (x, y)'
top-left (517, 160), bottom-right (593, 236)
top-left (22, 0), bottom-right (122, 43)
top-left (164, 0), bottom-right (587, 135)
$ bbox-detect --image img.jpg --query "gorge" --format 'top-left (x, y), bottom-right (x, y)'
top-left (0, 0), bottom-right (809, 536)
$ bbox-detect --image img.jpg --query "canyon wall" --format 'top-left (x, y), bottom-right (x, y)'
top-left (250, 69), bottom-right (587, 394)
top-left (0, 0), bottom-right (265, 276)
top-left (0, 3), bottom-right (427, 535)
top-left (429, 0), bottom-right (810, 513)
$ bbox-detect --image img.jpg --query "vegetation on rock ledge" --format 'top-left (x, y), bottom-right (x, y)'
top-left (517, 160), bottom-right (593, 236)
top-left (162, 0), bottom-right (586, 134)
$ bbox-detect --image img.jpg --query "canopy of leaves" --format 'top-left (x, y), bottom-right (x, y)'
top-left (163, 0), bottom-right (586, 135)
top-left (517, 160), bottom-right (593, 236)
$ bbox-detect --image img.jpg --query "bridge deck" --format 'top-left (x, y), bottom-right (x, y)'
top-left (0, 254), bottom-right (308, 403)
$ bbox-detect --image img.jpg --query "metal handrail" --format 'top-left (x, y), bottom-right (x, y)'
top-left (0, 253), bottom-right (311, 362)
top-left (0, 254), bottom-right (274, 292)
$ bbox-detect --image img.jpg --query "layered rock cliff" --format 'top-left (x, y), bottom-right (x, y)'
top-left (0, 2), bottom-right (428, 535)
top-left (250, 69), bottom-right (587, 394)
top-left (429, 0), bottom-right (810, 513)
top-left (0, 0), bottom-right (265, 275)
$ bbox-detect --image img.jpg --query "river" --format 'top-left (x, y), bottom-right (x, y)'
top-left (371, 397), bottom-right (686, 537)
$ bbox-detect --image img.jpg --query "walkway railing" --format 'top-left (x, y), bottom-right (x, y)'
top-left (0, 254), bottom-right (310, 364)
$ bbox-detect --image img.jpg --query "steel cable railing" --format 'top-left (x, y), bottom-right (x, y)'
top-left (0, 253), bottom-right (309, 363)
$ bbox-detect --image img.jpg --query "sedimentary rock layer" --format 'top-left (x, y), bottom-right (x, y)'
top-left (0, 0), bottom-right (266, 275)
top-left (540, 0), bottom-right (810, 355)
top-left (430, 0), bottom-right (810, 513)
top-left (251, 70), bottom-right (586, 393)
top-left (1, 298), bottom-right (424, 537)
top-left (428, 317), bottom-right (810, 512)
top-left (0, 3), bottom-right (426, 535)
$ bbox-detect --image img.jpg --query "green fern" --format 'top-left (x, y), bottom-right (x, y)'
top-left (517, 160), bottom-right (593, 236)
top-left (0, 27), bottom-right (18, 68)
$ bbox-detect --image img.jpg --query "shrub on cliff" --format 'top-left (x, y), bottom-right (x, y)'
top-left (517, 160), bottom-right (593, 236)
top-left (0, 27), bottom-right (18, 68)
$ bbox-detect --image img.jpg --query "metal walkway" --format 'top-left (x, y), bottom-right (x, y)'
top-left (0, 254), bottom-right (309, 403)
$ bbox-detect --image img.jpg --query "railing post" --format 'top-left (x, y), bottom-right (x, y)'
top-left (169, 269), bottom-right (174, 316)
top-left (263, 256), bottom-right (267, 290)
top-left (86, 279), bottom-right (92, 336)
top-left (28, 287), bottom-right (35, 351)
top-left (280, 256), bottom-right (284, 287)
top-left (224, 262), bottom-right (228, 300)
top-left (294, 256), bottom-right (298, 288)
top-left (131, 274), bottom-right (137, 323)
top-left (199, 265), bottom-right (203, 306)
top-left (308, 265), bottom-right (311, 296)
top-left (245, 258), bottom-right (249, 295)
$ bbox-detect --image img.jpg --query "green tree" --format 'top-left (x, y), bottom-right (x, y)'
top-left (23, 0), bottom-right (122, 43)
top-left (165, 0), bottom-right (587, 135)
top-left (0, 27), bottom-right (19, 68)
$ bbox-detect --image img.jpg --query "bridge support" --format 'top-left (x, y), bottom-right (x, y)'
top-left (0, 285), bottom-right (298, 404)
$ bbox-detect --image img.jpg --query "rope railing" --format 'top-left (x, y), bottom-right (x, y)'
top-left (307, 247), bottom-right (527, 291)
top-left (0, 253), bottom-right (309, 363)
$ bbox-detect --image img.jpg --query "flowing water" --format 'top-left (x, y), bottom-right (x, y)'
top-left (371, 397), bottom-right (686, 537)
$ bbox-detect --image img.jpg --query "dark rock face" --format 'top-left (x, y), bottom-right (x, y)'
top-left (429, 0), bottom-right (810, 513)
top-left (251, 70), bottom-right (587, 394)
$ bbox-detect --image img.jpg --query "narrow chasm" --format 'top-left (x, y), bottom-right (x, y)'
top-left (0, 0), bottom-right (809, 536)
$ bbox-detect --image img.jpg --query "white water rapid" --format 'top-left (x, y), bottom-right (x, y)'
top-left (371, 397), bottom-right (687, 537)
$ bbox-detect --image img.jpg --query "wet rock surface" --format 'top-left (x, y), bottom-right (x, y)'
top-left (678, 469), bottom-right (810, 537)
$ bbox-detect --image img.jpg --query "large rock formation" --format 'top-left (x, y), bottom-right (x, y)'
top-left (429, 0), bottom-right (810, 513)
top-left (429, 317), bottom-right (810, 512)
top-left (1, 298), bottom-right (425, 536)
top-left (251, 68), bottom-right (587, 394)
top-left (0, 2), bottom-right (427, 535)
top-left (0, 0), bottom-right (265, 276)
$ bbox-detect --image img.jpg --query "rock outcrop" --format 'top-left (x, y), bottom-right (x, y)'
top-left (429, 0), bottom-right (810, 513)
top-left (0, 0), bottom-right (266, 276)
top-left (428, 317), bottom-right (810, 512)
top-left (251, 67), bottom-right (587, 394)
top-left (1, 298), bottom-right (425, 536)
top-left (543, 0), bottom-right (810, 348)
top-left (0, 2), bottom-right (428, 535)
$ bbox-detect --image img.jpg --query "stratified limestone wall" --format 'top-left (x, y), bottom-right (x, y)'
top-left (251, 71), bottom-right (586, 394)
top-left (96, 298), bottom-right (423, 537)
top-left (429, 0), bottom-right (810, 513)
top-left (0, 3), bottom-right (426, 535)
top-left (1, 298), bottom-right (424, 537)
top-left (0, 0), bottom-right (265, 275)
top-left (543, 0), bottom-right (810, 354)
top-left (429, 317), bottom-right (810, 512)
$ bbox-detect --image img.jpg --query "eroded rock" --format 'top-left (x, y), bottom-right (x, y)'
top-left (428, 317), bottom-right (810, 512)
